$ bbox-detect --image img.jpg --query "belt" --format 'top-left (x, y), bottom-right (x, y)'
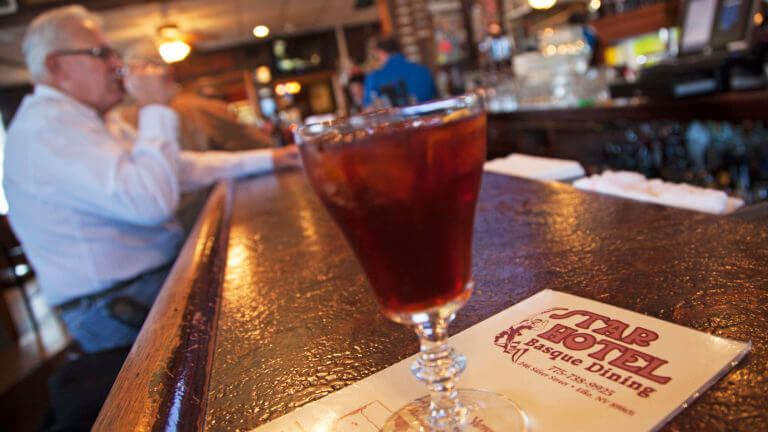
top-left (54, 265), bottom-right (167, 314)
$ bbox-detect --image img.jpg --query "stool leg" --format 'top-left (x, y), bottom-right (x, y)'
top-left (0, 291), bottom-right (19, 341)
top-left (17, 280), bottom-right (38, 334)
top-left (2, 248), bottom-right (38, 334)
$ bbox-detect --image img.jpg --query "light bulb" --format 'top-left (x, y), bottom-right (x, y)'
top-left (529, 0), bottom-right (556, 9)
top-left (255, 65), bottom-right (271, 83)
top-left (253, 25), bottom-right (269, 38)
top-left (285, 81), bottom-right (301, 94)
top-left (158, 40), bottom-right (191, 63)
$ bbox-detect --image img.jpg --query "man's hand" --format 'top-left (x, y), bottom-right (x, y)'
top-left (272, 145), bottom-right (302, 171)
top-left (123, 63), bottom-right (177, 107)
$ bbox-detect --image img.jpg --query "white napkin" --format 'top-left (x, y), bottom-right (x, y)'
top-left (484, 153), bottom-right (586, 181)
top-left (573, 171), bottom-right (745, 214)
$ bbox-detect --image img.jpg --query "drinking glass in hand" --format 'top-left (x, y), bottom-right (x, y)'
top-left (295, 93), bottom-right (527, 431)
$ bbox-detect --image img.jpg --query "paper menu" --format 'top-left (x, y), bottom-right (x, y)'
top-left (250, 290), bottom-right (751, 432)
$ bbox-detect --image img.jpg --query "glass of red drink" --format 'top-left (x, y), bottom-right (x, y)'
top-left (295, 93), bottom-right (527, 431)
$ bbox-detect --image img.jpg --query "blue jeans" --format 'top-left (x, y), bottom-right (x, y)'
top-left (58, 266), bottom-right (171, 353)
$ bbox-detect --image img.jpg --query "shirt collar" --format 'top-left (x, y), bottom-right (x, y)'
top-left (34, 84), bottom-right (102, 119)
top-left (385, 53), bottom-right (406, 66)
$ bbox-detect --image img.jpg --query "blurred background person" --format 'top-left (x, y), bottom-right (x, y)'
top-left (113, 39), bottom-right (275, 152)
top-left (363, 36), bottom-right (437, 108)
top-left (345, 70), bottom-right (367, 114)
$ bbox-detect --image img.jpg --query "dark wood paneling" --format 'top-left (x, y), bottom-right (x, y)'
top-left (592, 1), bottom-right (680, 45)
top-left (0, 0), bottom-right (187, 28)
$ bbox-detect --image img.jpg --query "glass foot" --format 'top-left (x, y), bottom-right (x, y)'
top-left (380, 389), bottom-right (528, 432)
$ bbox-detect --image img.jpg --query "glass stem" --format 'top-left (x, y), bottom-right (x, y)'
top-left (411, 315), bottom-right (468, 428)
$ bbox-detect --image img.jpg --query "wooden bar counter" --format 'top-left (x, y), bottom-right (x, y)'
top-left (95, 170), bottom-right (768, 431)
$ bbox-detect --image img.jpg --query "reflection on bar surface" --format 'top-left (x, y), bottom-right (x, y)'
top-left (0, 0), bottom-right (766, 431)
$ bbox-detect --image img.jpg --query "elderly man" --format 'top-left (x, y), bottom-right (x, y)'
top-left (4, 5), bottom-right (299, 353)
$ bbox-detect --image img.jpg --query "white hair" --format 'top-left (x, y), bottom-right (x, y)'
top-left (22, 5), bottom-right (102, 82)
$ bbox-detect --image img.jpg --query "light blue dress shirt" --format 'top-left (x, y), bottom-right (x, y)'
top-left (4, 85), bottom-right (274, 306)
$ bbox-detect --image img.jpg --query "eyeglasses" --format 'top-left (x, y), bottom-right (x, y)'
top-left (53, 46), bottom-right (120, 61)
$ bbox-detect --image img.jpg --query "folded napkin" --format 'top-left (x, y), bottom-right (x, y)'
top-left (573, 171), bottom-right (745, 214)
top-left (484, 153), bottom-right (586, 181)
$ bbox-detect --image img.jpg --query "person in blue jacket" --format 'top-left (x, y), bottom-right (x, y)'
top-left (363, 37), bottom-right (437, 107)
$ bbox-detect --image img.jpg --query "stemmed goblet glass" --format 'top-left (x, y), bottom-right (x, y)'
top-left (295, 93), bottom-right (527, 431)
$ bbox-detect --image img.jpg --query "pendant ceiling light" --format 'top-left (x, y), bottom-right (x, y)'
top-left (529, 0), bottom-right (556, 9)
top-left (158, 39), bottom-right (191, 63)
top-left (154, 0), bottom-right (193, 64)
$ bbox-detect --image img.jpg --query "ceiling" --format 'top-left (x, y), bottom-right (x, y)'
top-left (0, 0), bottom-right (379, 87)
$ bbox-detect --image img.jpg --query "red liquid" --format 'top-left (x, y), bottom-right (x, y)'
top-left (301, 113), bottom-right (486, 315)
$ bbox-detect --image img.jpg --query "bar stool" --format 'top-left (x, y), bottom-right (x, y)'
top-left (0, 215), bottom-right (37, 337)
top-left (40, 346), bottom-right (130, 431)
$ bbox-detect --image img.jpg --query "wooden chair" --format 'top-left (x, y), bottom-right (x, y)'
top-left (0, 215), bottom-right (37, 338)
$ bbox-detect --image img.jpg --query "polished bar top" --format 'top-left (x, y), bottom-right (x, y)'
top-left (97, 170), bottom-right (767, 431)
top-left (204, 171), bottom-right (767, 431)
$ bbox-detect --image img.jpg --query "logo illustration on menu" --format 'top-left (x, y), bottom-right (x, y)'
top-left (494, 306), bottom-right (674, 399)
top-left (494, 307), bottom-right (568, 363)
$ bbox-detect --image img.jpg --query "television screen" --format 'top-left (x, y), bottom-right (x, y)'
top-left (0, 0), bottom-right (17, 15)
top-left (718, 0), bottom-right (743, 31)
top-left (710, 0), bottom-right (757, 50)
top-left (272, 31), bottom-right (338, 74)
top-left (680, 0), bottom-right (719, 54)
